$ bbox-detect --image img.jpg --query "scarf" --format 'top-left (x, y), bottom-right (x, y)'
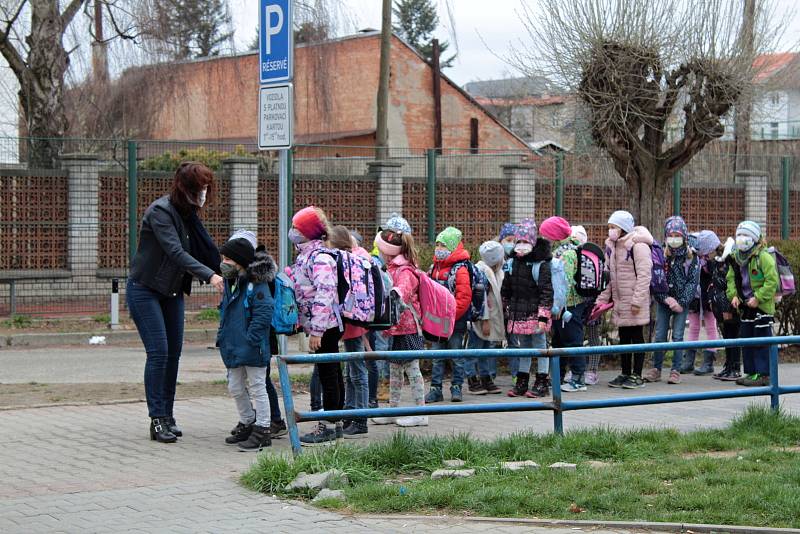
top-left (185, 210), bottom-right (221, 284)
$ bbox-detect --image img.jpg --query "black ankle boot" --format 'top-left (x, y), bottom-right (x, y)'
top-left (166, 416), bottom-right (182, 437)
top-left (150, 418), bottom-right (177, 443)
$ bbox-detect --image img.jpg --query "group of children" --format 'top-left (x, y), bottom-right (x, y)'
top-left (213, 205), bottom-right (782, 450)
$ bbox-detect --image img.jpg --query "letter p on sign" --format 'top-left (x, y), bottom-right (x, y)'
top-left (263, 4), bottom-right (283, 54)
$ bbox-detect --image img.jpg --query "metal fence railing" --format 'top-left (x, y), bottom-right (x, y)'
top-left (277, 336), bottom-right (800, 456)
top-left (0, 135), bottom-right (798, 316)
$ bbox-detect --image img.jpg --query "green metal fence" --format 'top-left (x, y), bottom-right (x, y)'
top-left (0, 136), bottom-right (797, 317)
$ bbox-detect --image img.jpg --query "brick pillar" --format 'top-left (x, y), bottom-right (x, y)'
top-left (368, 160), bottom-right (403, 226)
top-left (736, 170), bottom-right (769, 233)
top-left (223, 157), bottom-right (260, 233)
top-left (503, 163), bottom-right (537, 222)
top-left (62, 154), bottom-right (101, 280)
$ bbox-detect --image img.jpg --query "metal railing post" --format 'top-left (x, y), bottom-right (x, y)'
top-left (277, 356), bottom-right (302, 455)
top-left (426, 149), bottom-right (437, 243)
top-left (127, 140), bottom-right (138, 262)
top-left (769, 344), bottom-right (780, 411)
top-left (781, 157), bottom-right (790, 240)
top-left (551, 354), bottom-right (564, 434)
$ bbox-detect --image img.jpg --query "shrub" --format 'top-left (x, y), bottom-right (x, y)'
top-left (140, 145), bottom-right (274, 172)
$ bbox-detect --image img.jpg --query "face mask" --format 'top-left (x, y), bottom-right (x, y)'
top-left (288, 228), bottom-right (307, 245)
top-left (608, 228), bottom-right (621, 241)
top-left (514, 243), bottom-right (533, 257)
top-left (503, 242), bottom-right (515, 257)
top-left (666, 236), bottom-right (684, 249)
top-left (219, 262), bottom-right (239, 279)
top-left (736, 235), bottom-right (755, 252)
top-left (434, 249), bottom-right (450, 261)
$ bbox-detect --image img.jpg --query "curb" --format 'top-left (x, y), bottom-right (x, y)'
top-left (1, 328), bottom-right (217, 348)
top-left (359, 514), bottom-right (800, 534)
top-left (354, 514), bottom-right (800, 534)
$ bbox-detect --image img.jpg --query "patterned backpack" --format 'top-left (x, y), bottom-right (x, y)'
top-left (575, 242), bottom-right (609, 298)
top-left (313, 249), bottom-right (378, 327)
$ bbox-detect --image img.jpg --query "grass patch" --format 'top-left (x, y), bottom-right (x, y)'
top-left (91, 313), bottom-right (110, 323)
top-left (4, 315), bottom-right (33, 328)
top-left (242, 406), bottom-right (800, 527)
top-left (196, 308), bottom-right (220, 322)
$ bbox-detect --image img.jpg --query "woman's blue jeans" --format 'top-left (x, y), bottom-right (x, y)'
top-left (126, 279), bottom-right (184, 419)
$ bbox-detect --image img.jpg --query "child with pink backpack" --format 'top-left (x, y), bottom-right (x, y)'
top-left (370, 214), bottom-right (429, 427)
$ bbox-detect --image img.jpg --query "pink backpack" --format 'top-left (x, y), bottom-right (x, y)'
top-left (398, 266), bottom-right (456, 343)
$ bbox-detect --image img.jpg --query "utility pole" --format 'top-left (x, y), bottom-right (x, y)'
top-left (432, 39), bottom-right (442, 154)
top-left (735, 0), bottom-right (755, 172)
top-left (375, 0), bottom-right (391, 160)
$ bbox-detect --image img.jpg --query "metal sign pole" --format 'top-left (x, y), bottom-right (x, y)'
top-left (278, 149), bottom-right (289, 355)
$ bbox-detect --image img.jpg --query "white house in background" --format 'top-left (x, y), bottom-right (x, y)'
top-left (721, 52), bottom-right (800, 141)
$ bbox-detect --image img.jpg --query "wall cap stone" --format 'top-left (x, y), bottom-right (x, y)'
top-left (61, 153), bottom-right (100, 161)
top-left (221, 157), bottom-right (260, 164)
top-left (501, 163), bottom-right (538, 170)
top-left (367, 160), bottom-right (403, 168)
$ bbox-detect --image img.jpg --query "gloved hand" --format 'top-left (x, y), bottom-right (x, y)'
top-left (664, 297), bottom-right (683, 314)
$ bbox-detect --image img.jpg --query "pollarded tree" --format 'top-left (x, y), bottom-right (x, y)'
top-left (513, 0), bottom-right (789, 230)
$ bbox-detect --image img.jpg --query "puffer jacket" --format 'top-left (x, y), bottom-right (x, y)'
top-left (655, 246), bottom-right (700, 309)
top-left (216, 250), bottom-right (276, 368)
top-left (290, 239), bottom-right (340, 337)
top-left (430, 242), bottom-right (473, 329)
top-left (726, 245), bottom-right (779, 316)
top-left (501, 237), bottom-right (554, 333)
top-left (386, 255), bottom-right (422, 336)
top-left (475, 260), bottom-right (505, 342)
top-left (597, 226), bottom-right (653, 327)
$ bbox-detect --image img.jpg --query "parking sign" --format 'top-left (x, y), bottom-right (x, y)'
top-left (259, 0), bottom-right (293, 84)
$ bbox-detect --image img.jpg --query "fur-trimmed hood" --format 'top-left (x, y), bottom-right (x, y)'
top-left (247, 248), bottom-right (277, 283)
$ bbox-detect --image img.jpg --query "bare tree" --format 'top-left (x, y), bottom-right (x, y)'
top-left (512, 0), bottom-right (790, 230)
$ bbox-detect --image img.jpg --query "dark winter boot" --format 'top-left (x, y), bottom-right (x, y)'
top-left (507, 372), bottom-right (529, 397)
top-left (467, 375), bottom-right (487, 395)
top-left (693, 351), bottom-right (716, 375)
top-left (527, 373), bottom-right (552, 398)
top-left (150, 418), bottom-right (177, 443)
top-left (237, 425), bottom-right (272, 452)
top-left (166, 416), bottom-right (182, 437)
top-left (225, 421), bottom-right (253, 445)
top-left (481, 375), bottom-right (501, 394)
top-left (679, 350), bottom-right (696, 374)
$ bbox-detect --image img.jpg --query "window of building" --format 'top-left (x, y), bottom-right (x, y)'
top-left (771, 122), bottom-right (780, 139)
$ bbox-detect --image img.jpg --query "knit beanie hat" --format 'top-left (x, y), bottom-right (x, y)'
top-left (571, 225), bottom-right (588, 245)
top-left (219, 237), bottom-right (255, 268)
top-left (383, 213), bottom-right (412, 235)
top-left (229, 229), bottom-right (257, 250)
top-left (292, 206), bottom-right (327, 240)
top-left (608, 211), bottom-right (635, 234)
top-left (695, 230), bottom-right (720, 256)
top-left (499, 223), bottom-right (517, 241)
top-left (436, 226), bottom-right (462, 251)
top-left (515, 218), bottom-right (538, 243)
top-left (479, 240), bottom-right (504, 266)
top-left (736, 220), bottom-right (761, 242)
top-left (664, 215), bottom-right (688, 238)
top-left (540, 216), bottom-right (572, 242)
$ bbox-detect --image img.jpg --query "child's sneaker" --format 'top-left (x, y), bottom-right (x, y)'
top-left (561, 376), bottom-right (588, 392)
top-left (269, 419), bottom-right (288, 438)
top-left (342, 420), bottom-right (368, 439)
top-left (621, 375), bottom-right (645, 389)
top-left (396, 416), bottom-right (429, 427)
top-left (584, 371), bottom-right (599, 385)
top-left (370, 417), bottom-right (397, 425)
top-left (237, 425), bottom-right (271, 452)
top-left (667, 370), bottom-right (681, 384)
top-left (481, 375), bottom-right (501, 394)
top-left (300, 422), bottom-right (336, 446)
top-left (425, 386), bottom-right (444, 403)
top-left (608, 374), bottom-right (627, 388)
top-left (467, 376), bottom-right (487, 395)
top-left (526, 373), bottom-right (551, 398)
top-left (720, 370), bottom-right (742, 382)
top-left (644, 368), bottom-right (662, 382)
top-left (225, 421), bottom-right (253, 445)
top-left (450, 385), bottom-right (463, 402)
top-left (508, 373), bottom-right (529, 397)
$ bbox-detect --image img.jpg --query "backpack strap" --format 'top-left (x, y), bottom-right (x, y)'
top-left (446, 260), bottom-right (472, 293)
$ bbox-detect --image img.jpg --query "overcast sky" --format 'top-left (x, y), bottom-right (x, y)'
top-left (229, 0), bottom-right (800, 86)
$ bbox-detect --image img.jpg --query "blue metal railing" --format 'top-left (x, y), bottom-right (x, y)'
top-left (276, 336), bottom-right (800, 455)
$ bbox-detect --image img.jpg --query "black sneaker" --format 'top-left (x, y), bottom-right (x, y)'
top-left (507, 373), bottom-right (529, 397)
top-left (342, 421), bottom-right (368, 439)
top-left (608, 374), bottom-right (628, 388)
top-left (621, 375), bottom-right (645, 389)
top-left (225, 421), bottom-right (253, 445)
top-left (481, 375), bottom-right (501, 394)
top-left (270, 419), bottom-right (288, 438)
top-left (300, 422), bottom-right (336, 447)
top-left (238, 425), bottom-right (271, 452)
top-left (712, 366), bottom-right (730, 380)
top-left (467, 376), bottom-right (487, 395)
top-left (720, 370), bottom-right (742, 382)
top-left (527, 373), bottom-right (551, 398)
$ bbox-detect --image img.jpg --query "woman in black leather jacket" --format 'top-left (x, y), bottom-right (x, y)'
top-left (127, 162), bottom-right (224, 443)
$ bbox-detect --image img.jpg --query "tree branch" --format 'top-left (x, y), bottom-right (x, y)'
top-left (60, 0), bottom-right (85, 28)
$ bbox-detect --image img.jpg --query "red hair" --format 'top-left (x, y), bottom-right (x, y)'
top-left (170, 161), bottom-right (215, 217)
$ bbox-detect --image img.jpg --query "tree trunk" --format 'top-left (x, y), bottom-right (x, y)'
top-left (15, 1), bottom-right (76, 168)
top-left (616, 156), bottom-right (671, 234)
top-left (375, 0), bottom-right (391, 160)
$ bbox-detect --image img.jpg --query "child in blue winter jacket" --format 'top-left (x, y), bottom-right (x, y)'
top-left (216, 234), bottom-right (275, 452)
top-left (646, 216), bottom-right (699, 385)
